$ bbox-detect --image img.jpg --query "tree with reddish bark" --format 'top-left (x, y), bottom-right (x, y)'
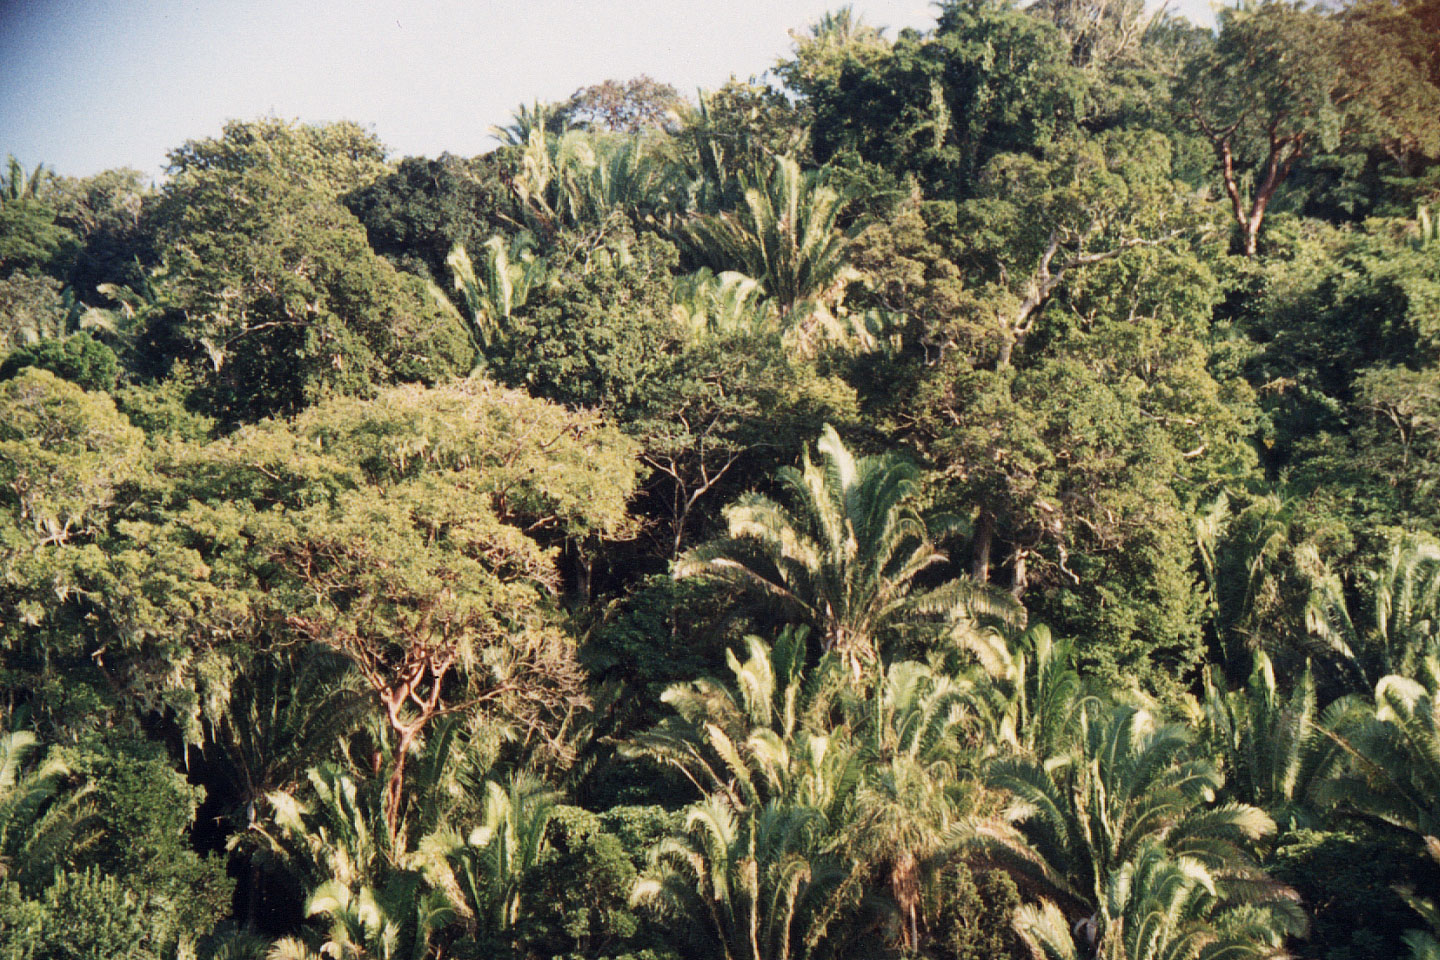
top-left (1178, 1), bottom-right (1440, 256)
top-left (170, 379), bottom-right (640, 840)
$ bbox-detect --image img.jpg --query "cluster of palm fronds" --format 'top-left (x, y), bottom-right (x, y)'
top-left (630, 429), bottom-right (1440, 959)
top-left (439, 107), bottom-right (887, 365)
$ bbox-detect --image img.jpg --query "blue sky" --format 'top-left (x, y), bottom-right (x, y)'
top-left (0, 0), bottom-right (1217, 180)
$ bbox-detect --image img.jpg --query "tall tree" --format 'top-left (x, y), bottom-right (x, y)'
top-left (780, 0), bottom-right (1085, 200)
top-left (167, 380), bottom-right (640, 837)
top-left (895, 131), bottom-right (1253, 693)
top-left (342, 152), bottom-right (512, 284)
top-left (147, 126), bottom-right (474, 422)
top-left (163, 118), bottom-right (390, 200)
top-left (555, 76), bottom-right (685, 133)
top-left (1178, 1), bottom-right (1440, 255)
top-left (948, 130), bottom-right (1208, 369)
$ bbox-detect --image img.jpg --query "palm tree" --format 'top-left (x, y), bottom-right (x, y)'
top-left (857, 660), bottom-right (975, 772)
top-left (445, 233), bottom-right (548, 351)
top-left (430, 773), bottom-right (560, 941)
top-left (207, 649), bottom-right (368, 830)
top-left (665, 93), bottom-right (743, 221)
top-left (1199, 652), bottom-right (1344, 829)
top-left (567, 134), bottom-right (677, 225)
top-left (1195, 491), bottom-right (1318, 674)
top-left (870, 677), bottom-right (1054, 954)
top-left (626, 627), bottom-right (851, 810)
top-left (980, 703), bottom-right (1289, 953)
top-left (1013, 842), bottom-right (1303, 960)
top-left (1320, 661), bottom-right (1440, 960)
top-left (801, 7), bottom-right (884, 50)
top-left (500, 127), bottom-right (576, 236)
top-left (629, 631), bottom-right (863, 959)
top-left (633, 793), bottom-right (851, 960)
top-left (500, 126), bottom-right (676, 238)
top-left (954, 624), bottom-right (1093, 761)
top-left (0, 156), bottom-right (51, 206)
top-left (0, 727), bottom-right (96, 889)
top-left (258, 764), bottom-right (392, 893)
top-left (681, 156), bottom-right (861, 345)
top-left (286, 872), bottom-right (451, 960)
top-left (490, 100), bottom-right (566, 147)
top-left (1324, 658), bottom-right (1440, 841)
top-left (1366, 537), bottom-right (1440, 675)
top-left (671, 267), bottom-right (773, 340)
top-left (1306, 534), bottom-right (1440, 691)
top-left (845, 660), bottom-right (986, 950)
top-left (676, 425), bottom-right (1022, 678)
top-left (257, 760), bottom-right (459, 960)
top-left (206, 649), bottom-right (369, 926)
top-left (76, 252), bottom-right (181, 346)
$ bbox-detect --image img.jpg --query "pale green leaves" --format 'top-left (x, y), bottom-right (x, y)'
top-left (0, 369), bottom-right (144, 546)
top-left (683, 156), bottom-right (863, 339)
top-left (678, 424), bottom-right (1020, 675)
top-left (670, 267), bottom-right (769, 340)
top-left (445, 234), bottom-right (549, 351)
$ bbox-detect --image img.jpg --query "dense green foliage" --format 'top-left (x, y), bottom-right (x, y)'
top-left (5, 2), bottom-right (1440, 957)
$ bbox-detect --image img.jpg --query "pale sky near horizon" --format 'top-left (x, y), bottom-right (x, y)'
top-left (0, 0), bottom-right (1217, 181)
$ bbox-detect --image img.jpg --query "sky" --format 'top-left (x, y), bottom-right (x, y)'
top-left (0, 0), bottom-right (1217, 181)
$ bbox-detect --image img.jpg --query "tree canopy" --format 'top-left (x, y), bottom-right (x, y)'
top-left (4, 4), bottom-right (1440, 958)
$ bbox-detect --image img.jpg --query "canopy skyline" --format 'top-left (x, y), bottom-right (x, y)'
top-left (0, 0), bottom-right (1215, 180)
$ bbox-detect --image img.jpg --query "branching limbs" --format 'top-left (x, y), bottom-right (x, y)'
top-left (999, 226), bottom-right (1186, 367)
top-left (277, 532), bottom-right (588, 840)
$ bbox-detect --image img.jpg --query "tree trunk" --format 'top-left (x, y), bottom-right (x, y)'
top-left (670, 494), bottom-right (691, 561)
top-left (1010, 547), bottom-right (1029, 599)
top-left (971, 513), bottom-right (995, 583)
top-left (574, 544), bottom-right (592, 604)
top-left (892, 854), bottom-right (920, 951)
top-left (997, 331), bottom-right (1016, 369)
top-left (243, 857), bottom-right (261, 927)
top-left (383, 727), bottom-right (414, 841)
top-left (1214, 128), bottom-right (1303, 257)
top-left (376, 653), bottom-right (452, 843)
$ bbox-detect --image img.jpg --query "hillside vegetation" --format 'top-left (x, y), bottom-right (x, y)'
top-left (3, 2), bottom-right (1440, 958)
